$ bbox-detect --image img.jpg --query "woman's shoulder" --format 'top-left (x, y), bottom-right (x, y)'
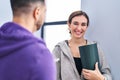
top-left (87, 40), bottom-right (96, 44)
top-left (53, 40), bottom-right (69, 52)
top-left (54, 40), bottom-right (68, 47)
top-left (52, 40), bottom-right (69, 55)
top-left (87, 40), bottom-right (101, 48)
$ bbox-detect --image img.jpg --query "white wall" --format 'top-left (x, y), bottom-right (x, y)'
top-left (0, 0), bottom-right (12, 26)
top-left (82, 0), bottom-right (120, 80)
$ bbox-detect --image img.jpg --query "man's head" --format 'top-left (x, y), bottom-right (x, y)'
top-left (10, 0), bottom-right (46, 32)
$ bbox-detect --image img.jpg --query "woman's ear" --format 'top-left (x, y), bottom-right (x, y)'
top-left (67, 21), bottom-right (71, 30)
top-left (67, 22), bottom-right (71, 33)
top-left (67, 22), bottom-right (70, 27)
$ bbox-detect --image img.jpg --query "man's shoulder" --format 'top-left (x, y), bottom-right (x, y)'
top-left (22, 38), bottom-right (49, 53)
top-left (18, 38), bottom-right (53, 64)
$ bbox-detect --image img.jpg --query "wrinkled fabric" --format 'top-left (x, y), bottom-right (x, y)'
top-left (52, 40), bottom-right (112, 80)
top-left (0, 22), bottom-right (56, 80)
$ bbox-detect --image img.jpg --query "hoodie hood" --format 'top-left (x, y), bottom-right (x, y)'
top-left (0, 22), bottom-right (45, 58)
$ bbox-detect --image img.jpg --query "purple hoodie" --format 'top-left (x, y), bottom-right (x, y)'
top-left (0, 22), bottom-right (56, 80)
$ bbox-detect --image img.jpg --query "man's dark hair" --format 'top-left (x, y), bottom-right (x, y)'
top-left (10, 0), bottom-right (45, 15)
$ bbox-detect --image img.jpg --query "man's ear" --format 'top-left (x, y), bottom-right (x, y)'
top-left (33, 7), bottom-right (41, 21)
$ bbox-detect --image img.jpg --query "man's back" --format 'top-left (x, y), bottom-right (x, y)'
top-left (0, 22), bottom-right (56, 80)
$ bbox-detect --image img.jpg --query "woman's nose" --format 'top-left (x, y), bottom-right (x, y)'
top-left (77, 25), bottom-right (82, 30)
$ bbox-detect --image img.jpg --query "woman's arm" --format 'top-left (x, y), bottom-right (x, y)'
top-left (98, 45), bottom-right (112, 80)
top-left (52, 46), bottom-right (62, 80)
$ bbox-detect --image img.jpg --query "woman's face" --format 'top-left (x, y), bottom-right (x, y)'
top-left (68, 15), bottom-right (88, 39)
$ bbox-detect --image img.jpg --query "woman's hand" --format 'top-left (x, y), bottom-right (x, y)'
top-left (82, 62), bottom-right (105, 80)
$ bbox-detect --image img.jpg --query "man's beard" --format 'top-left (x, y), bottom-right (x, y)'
top-left (36, 23), bottom-right (42, 30)
top-left (35, 19), bottom-right (44, 31)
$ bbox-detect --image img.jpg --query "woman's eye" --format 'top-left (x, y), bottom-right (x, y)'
top-left (81, 22), bottom-right (87, 26)
top-left (72, 22), bottom-right (87, 26)
top-left (73, 22), bottom-right (79, 25)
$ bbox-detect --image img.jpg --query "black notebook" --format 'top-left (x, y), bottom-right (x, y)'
top-left (79, 42), bottom-right (100, 70)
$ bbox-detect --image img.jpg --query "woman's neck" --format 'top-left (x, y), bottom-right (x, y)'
top-left (69, 38), bottom-right (87, 46)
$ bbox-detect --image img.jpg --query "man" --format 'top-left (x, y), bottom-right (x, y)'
top-left (0, 0), bottom-right (56, 80)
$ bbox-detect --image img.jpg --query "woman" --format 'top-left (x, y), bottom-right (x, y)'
top-left (52, 10), bottom-right (112, 80)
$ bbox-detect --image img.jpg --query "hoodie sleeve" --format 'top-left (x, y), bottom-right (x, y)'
top-left (52, 45), bottom-right (62, 80)
top-left (97, 44), bottom-right (113, 80)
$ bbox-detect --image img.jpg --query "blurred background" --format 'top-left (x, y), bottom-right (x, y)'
top-left (0, 0), bottom-right (120, 80)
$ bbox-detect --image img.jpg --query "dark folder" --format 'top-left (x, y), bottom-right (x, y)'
top-left (79, 42), bottom-right (100, 70)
